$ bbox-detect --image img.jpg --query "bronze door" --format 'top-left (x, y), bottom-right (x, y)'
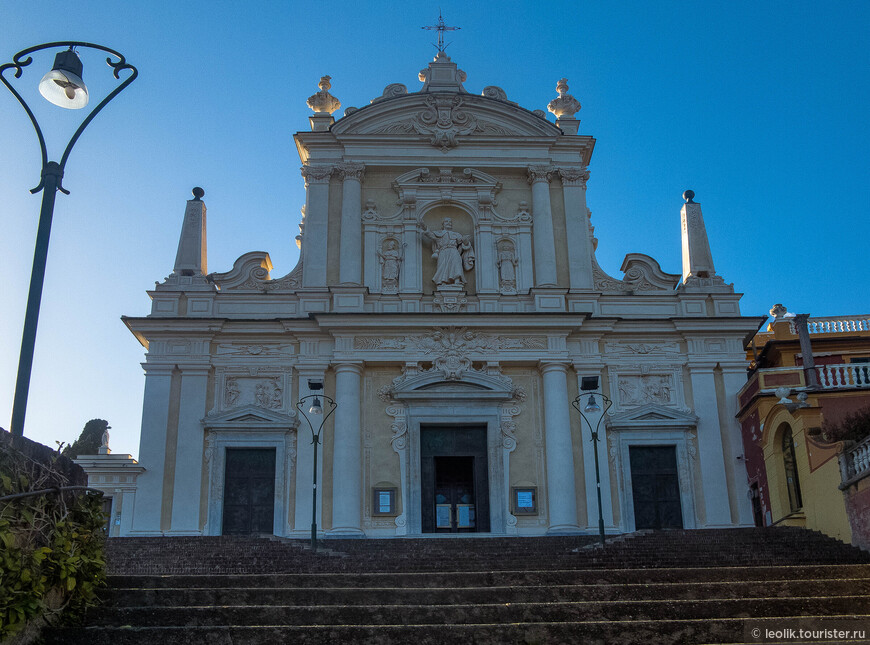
top-left (629, 446), bottom-right (683, 530)
top-left (421, 426), bottom-right (489, 533)
top-left (222, 448), bottom-right (276, 535)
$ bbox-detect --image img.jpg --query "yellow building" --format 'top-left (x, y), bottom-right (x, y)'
top-left (736, 306), bottom-right (870, 545)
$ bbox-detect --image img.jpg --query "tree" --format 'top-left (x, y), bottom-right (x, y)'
top-left (62, 419), bottom-right (110, 459)
top-left (822, 407), bottom-right (870, 444)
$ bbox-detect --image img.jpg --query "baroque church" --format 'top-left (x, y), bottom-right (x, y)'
top-left (89, 50), bottom-right (762, 538)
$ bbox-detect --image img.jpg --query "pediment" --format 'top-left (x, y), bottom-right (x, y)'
top-left (607, 404), bottom-right (698, 429)
top-left (204, 404), bottom-right (298, 429)
top-left (332, 92), bottom-right (562, 143)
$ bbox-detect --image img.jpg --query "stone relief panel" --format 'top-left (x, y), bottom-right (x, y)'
top-left (617, 375), bottom-right (674, 407)
top-left (608, 364), bottom-right (688, 413)
top-left (224, 376), bottom-right (283, 410)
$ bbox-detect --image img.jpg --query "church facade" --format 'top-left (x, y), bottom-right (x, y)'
top-left (108, 52), bottom-right (761, 538)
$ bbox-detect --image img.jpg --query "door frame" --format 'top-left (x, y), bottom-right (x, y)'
top-left (627, 444), bottom-right (684, 531)
top-left (615, 430), bottom-right (698, 532)
top-left (205, 429), bottom-right (296, 536)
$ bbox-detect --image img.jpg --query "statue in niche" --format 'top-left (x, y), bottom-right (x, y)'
top-left (225, 377), bottom-right (240, 407)
top-left (497, 241), bottom-right (518, 293)
top-left (420, 217), bottom-right (475, 288)
top-left (377, 238), bottom-right (404, 293)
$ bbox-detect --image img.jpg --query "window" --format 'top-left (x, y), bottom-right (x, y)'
top-left (781, 427), bottom-right (803, 512)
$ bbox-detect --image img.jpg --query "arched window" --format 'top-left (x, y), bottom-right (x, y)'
top-left (781, 426), bottom-right (803, 512)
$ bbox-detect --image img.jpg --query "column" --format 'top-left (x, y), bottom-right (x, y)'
top-left (720, 365), bottom-right (759, 526)
top-left (331, 363), bottom-right (364, 535)
top-left (688, 365), bottom-right (733, 526)
top-left (541, 362), bottom-right (581, 532)
top-left (528, 166), bottom-right (558, 286)
top-left (300, 164), bottom-right (333, 288)
top-left (558, 167), bottom-right (594, 290)
top-left (168, 365), bottom-right (210, 534)
top-left (337, 163), bottom-right (364, 285)
top-left (129, 364), bottom-right (173, 535)
top-left (294, 369), bottom-right (326, 536)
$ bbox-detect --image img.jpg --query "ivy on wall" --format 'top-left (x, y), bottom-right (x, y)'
top-left (0, 433), bottom-right (106, 640)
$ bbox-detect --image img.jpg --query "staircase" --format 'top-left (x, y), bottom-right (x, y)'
top-left (47, 528), bottom-right (870, 644)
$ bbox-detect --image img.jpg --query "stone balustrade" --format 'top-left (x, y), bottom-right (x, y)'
top-left (816, 363), bottom-right (870, 389)
top-left (806, 316), bottom-right (870, 334)
top-left (841, 435), bottom-right (870, 487)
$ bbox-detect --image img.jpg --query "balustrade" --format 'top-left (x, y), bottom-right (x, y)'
top-left (806, 316), bottom-right (870, 334)
top-left (816, 363), bottom-right (870, 389)
top-left (842, 435), bottom-right (870, 484)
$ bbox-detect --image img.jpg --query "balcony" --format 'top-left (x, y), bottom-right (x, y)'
top-left (806, 315), bottom-right (870, 335)
top-left (738, 363), bottom-right (870, 411)
top-left (840, 434), bottom-right (870, 488)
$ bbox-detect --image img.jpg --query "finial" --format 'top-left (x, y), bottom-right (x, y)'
top-left (547, 78), bottom-right (581, 118)
top-left (683, 190), bottom-right (695, 203)
top-left (770, 303), bottom-right (788, 319)
top-left (307, 75), bottom-right (341, 115)
top-left (422, 12), bottom-right (460, 52)
top-left (192, 187), bottom-right (204, 200)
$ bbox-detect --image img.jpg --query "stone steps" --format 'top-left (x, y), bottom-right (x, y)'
top-left (102, 577), bottom-right (870, 607)
top-left (46, 528), bottom-right (870, 644)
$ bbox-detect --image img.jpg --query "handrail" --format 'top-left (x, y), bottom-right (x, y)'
top-left (0, 485), bottom-right (104, 503)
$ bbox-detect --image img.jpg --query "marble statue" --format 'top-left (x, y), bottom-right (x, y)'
top-left (420, 218), bottom-right (475, 287)
top-left (377, 239), bottom-right (404, 293)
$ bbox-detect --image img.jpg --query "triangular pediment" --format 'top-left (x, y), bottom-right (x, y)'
top-left (607, 403), bottom-right (698, 429)
top-left (204, 404), bottom-right (298, 429)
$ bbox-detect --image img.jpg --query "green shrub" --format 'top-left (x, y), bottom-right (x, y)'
top-left (0, 440), bottom-right (106, 639)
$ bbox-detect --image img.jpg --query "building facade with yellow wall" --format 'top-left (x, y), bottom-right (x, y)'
top-left (736, 307), bottom-right (870, 545)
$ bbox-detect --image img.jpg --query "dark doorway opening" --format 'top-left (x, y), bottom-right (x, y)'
top-left (421, 426), bottom-right (489, 533)
top-left (629, 446), bottom-right (683, 530)
top-left (222, 448), bottom-right (276, 535)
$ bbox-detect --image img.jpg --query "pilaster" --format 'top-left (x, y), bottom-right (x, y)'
top-left (337, 163), bottom-right (365, 285)
top-left (167, 364), bottom-right (211, 534)
top-left (300, 164), bottom-right (333, 288)
top-left (557, 167), bottom-right (594, 290)
top-left (129, 364), bottom-right (174, 535)
top-left (687, 363), bottom-right (733, 526)
top-left (527, 166), bottom-right (558, 287)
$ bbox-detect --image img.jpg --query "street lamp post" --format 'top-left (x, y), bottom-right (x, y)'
top-left (296, 381), bottom-right (337, 553)
top-left (572, 388), bottom-right (613, 547)
top-left (1, 42), bottom-right (137, 438)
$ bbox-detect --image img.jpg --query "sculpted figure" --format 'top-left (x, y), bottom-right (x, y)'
top-left (377, 239), bottom-right (404, 292)
top-left (225, 377), bottom-right (240, 407)
top-left (420, 218), bottom-right (475, 287)
top-left (497, 243), bottom-right (518, 291)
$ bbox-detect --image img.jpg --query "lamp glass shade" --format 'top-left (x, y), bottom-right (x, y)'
top-left (583, 394), bottom-right (601, 413)
top-left (308, 396), bottom-right (323, 415)
top-left (39, 50), bottom-right (89, 109)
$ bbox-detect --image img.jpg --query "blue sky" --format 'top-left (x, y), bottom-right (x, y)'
top-left (1, 1), bottom-right (868, 456)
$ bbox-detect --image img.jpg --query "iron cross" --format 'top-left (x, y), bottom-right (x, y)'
top-left (422, 12), bottom-right (460, 52)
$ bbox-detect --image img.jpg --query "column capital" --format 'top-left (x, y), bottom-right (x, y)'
top-left (335, 162), bottom-right (365, 182)
top-left (300, 163), bottom-right (334, 185)
top-left (556, 166), bottom-right (590, 188)
top-left (527, 165), bottom-right (555, 184)
top-left (333, 362), bottom-right (364, 375)
top-left (539, 360), bottom-right (571, 375)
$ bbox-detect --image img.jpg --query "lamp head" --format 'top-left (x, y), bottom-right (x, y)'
top-left (39, 48), bottom-right (89, 109)
top-left (583, 394), bottom-right (601, 413)
top-left (308, 395), bottom-right (323, 415)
